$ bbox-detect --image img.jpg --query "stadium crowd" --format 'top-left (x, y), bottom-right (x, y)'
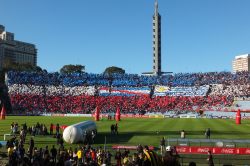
top-left (209, 84), bottom-right (250, 98)
top-left (6, 71), bottom-right (250, 113)
top-left (7, 71), bottom-right (250, 87)
top-left (9, 94), bottom-right (234, 113)
top-left (5, 122), bottom-right (203, 166)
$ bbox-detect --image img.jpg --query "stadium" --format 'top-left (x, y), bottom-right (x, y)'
top-left (0, 70), bottom-right (250, 165)
top-left (1, 1), bottom-right (250, 166)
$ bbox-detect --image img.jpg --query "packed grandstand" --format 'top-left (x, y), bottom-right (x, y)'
top-left (5, 70), bottom-right (250, 115)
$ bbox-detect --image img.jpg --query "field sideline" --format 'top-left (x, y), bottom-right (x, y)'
top-left (1, 116), bottom-right (250, 165)
top-left (1, 116), bottom-right (250, 150)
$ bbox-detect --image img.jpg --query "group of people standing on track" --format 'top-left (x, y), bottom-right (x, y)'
top-left (11, 122), bottom-right (60, 137)
top-left (101, 114), bottom-right (116, 122)
top-left (110, 124), bottom-right (118, 135)
top-left (177, 128), bottom-right (211, 139)
top-left (107, 114), bottom-right (115, 121)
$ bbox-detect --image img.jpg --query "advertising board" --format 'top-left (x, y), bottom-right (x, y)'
top-left (180, 115), bottom-right (196, 118)
top-left (190, 147), bottom-right (212, 154)
top-left (174, 146), bottom-right (250, 155)
top-left (65, 114), bottom-right (92, 117)
top-left (156, 115), bottom-right (164, 118)
top-left (40, 114), bottom-right (52, 116)
top-left (51, 114), bottom-right (65, 116)
top-left (14, 113), bottom-right (27, 116)
top-left (140, 115), bottom-right (149, 118)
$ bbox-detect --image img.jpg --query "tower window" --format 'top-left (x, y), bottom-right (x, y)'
top-left (153, 23), bottom-right (155, 26)
top-left (153, 41), bottom-right (155, 44)
top-left (153, 66), bottom-right (155, 69)
top-left (153, 29), bottom-right (155, 32)
top-left (154, 60), bottom-right (155, 63)
top-left (153, 35), bottom-right (155, 38)
top-left (153, 47), bottom-right (155, 50)
top-left (153, 54), bottom-right (155, 57)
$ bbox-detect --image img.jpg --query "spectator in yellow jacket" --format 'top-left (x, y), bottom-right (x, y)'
top-left (97, 153), bottom-right (103, 165)
top-left (123, 155), bottom-right (130, 165)
top-left (8, 147), bottom-right (12, 164)
top-left (68, 147), bottom-right (73, 154)
top-left (77, 149), bottom-right (82, 163)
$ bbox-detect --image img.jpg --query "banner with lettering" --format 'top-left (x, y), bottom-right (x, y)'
top-left (174, 146), bottom-right (250, 155)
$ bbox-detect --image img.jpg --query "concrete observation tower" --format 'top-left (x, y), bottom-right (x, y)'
top-left (142, 1), bottom-right (172, 76)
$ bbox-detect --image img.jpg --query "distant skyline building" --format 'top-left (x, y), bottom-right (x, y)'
top-left (0, 25), bottom-right (37, 68)
top-left (142, 1), bottom-right (171, 76)
top-left (232, 54), bottom-right (250, 73)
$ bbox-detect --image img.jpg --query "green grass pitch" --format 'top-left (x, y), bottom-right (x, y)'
top-left (1, 116), bottom-right (250, 149)
top-left (1, 116), bottom-right (250, 165)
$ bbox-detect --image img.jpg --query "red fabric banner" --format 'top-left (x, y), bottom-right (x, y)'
top-left (53, 126), bottom-right (68, 130)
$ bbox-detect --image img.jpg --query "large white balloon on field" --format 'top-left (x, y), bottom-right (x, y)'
top-left (63, 120), bottom-right (98, 144)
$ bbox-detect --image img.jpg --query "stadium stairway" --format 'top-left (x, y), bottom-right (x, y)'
top-left (229, 98), bottom-right (238, 110)
top-left (204, 111), bottom-right (250, 116)
top-left (231, 100), bottom-right (250, 110)
top-left (200, 111), bottom-right (204, 116)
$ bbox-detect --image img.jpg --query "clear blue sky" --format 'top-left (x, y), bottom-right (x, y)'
top-left (1, 0), bottom-right (250, 74)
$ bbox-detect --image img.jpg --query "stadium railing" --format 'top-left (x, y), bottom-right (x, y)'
top-left (166, 138), bottom-right (250, 149)
top-left (177, 157), bottom-right (250, 166)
